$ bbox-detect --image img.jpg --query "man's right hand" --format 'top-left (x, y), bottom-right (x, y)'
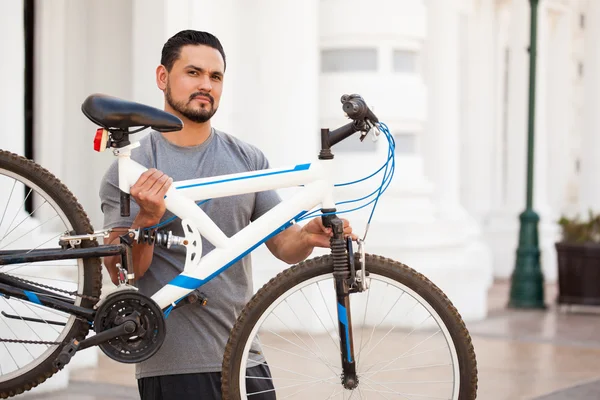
top-left (129, 168), bottom-right (173, 226)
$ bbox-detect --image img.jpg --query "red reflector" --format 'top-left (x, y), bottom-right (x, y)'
top-left (93, 128), bottom-right (104, 152)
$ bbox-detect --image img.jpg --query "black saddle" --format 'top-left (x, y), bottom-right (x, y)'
top-left (81, 94), bottom-right (183, 132)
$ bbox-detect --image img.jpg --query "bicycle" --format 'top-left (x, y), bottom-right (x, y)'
top-left (0, 93), bottom-right (477, 399)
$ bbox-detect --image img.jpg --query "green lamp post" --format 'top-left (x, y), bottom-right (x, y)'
top-left (508, 0), bottom-right (546, 309)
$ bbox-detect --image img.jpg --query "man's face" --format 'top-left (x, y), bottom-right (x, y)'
top-left (162, 45), bottom-right (225, 123)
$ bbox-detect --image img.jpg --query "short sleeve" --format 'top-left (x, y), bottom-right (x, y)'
top-left (99, 161), bottom-right (138, 229)
top-left (250, 150), bottom-right (282, 222)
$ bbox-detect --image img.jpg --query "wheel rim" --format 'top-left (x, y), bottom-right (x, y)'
top-left (0, 168), bottom-right (84, 384)
top-left (237, 271), bottom-right (461, 399)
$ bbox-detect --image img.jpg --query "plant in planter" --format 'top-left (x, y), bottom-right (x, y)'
top-left (556, 211), bottom-right (600, 306)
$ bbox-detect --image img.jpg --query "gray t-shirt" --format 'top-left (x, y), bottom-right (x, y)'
top-left (99, 129), bottom-right (281, 378)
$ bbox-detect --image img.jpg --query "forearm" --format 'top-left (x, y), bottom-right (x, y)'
top-left (269, 225), bottom-right (314, 265)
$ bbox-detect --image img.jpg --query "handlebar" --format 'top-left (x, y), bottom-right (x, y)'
top-left (318, 94), bottom-right (380, 158)
top-left (341, 94), bottom-right (379, 124)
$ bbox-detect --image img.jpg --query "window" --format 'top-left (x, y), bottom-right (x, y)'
top-left (321, 48), bottom-right (377, 73)
top-left (393, 50), bottom-right (418, 73)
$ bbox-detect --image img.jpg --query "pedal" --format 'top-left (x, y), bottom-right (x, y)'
top-left (53, 338), bottom-right (80, 370)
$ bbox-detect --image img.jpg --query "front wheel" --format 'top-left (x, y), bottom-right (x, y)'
top-left (222, 254), bottom-right (477, 399)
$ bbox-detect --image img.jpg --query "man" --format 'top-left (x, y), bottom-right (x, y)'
top-left (99, 30), bottom-right (355, 399)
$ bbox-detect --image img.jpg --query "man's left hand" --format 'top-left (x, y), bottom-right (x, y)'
top-left (300, 217), bottom-right (358, 248)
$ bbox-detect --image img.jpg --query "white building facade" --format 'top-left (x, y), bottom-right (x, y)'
top-left (0, 0), bottom-right (596, 392)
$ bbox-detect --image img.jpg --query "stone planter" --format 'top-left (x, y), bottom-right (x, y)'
top-left (555, 242), bottom-right (600, 306)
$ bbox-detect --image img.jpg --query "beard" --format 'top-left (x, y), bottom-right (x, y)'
top-left (165, 85), bottom-right (217, 123)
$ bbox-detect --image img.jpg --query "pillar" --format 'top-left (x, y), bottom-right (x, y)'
top-left (461, 0), bottom-right (496, 222)
top-left (580, 1), bottom-right (600, 215)
top-left (485, 0), bottom-right (562, 282)
top-left (0, 0), bottom-right (24, 156)
top-left (231, 0), bottom-right (320, 295)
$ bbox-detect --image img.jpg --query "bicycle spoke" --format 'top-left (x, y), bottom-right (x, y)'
top-left (362, 284), bottom-right (399, 358)
top-left (361, 377), bottom-right (450, 400)
top-left (0, 302), bottom-right (40, 362)
top-left (0, 188), bottom-right (34, 245)
top-left (359, 375), bottom-right (414, 400)
top-left (300, 287), bottom-right (340, 349)
top-left (8, 273), bottom-right (78, 285)
top-left (244, 375), bottom-right (312, 383)
top-left (2, 298), bottom-right (48, 353)
top-left (2, 231), bottom-right (65, 274)
top-left (268, 312), bottom-right (340, 375)
top-left (278, 376), bottom-right (340, 399)
top-left (325, 386), bottom-right (343, 399)
top-left (360, 380), bottom-right (394, 400)
top-left (15, 299), bottom-right (63, 335)
top-left (355, 278), bottom-right (372, 368)
top-left (0, 181), bottom-right (17, 239)
top-left (362, 314), bottom-right (431, 362)
top-left (248, 375), bottom-right (338, 397)
top-left (363, 330), bottom-right (441, 377)
top-left (316, 280), bottom-right (341, 341)
top-left (283, 298), bottom-right (338, 371)
top-left (0, 214), bottom-right (59, 251)
top-left (249, 359), bottom-right (330, 381)
top-left (12, 298), bottom-right (71, 319)
top-left (1, 341), bottom-right (19, 371)
top-left (259, 343), bottom-right (336, 365)
top-left (361, 346), bottom-right (450, 373)
top-left (1, 197), bottom-right (48, 249)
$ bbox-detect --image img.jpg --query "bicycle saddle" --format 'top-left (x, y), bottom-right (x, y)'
top-left (81, 94), bottom-right (183, 132)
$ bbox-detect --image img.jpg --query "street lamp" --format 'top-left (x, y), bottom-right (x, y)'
top-left (508, 0), bottom-right (546, 309)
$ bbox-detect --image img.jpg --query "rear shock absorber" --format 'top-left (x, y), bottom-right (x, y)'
top-left (135, 229), bottom-right (187, 249)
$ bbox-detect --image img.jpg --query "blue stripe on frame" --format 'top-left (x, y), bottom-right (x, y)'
top-left (175, 163), bottom-right (311, 190)
top-left (168, 210), bottom-right (308, 290)
top-left (24, 290), bottom-right (41, 305)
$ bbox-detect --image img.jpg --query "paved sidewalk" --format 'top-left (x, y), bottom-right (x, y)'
top-left (22, 280), bottom-right (600, 400)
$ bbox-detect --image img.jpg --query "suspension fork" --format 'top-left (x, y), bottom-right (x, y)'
top-left (322, 210), bottom-right (358, 389)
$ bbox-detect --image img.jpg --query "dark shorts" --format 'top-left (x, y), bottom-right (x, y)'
top-left (137, 364), bottom-right (276, 400)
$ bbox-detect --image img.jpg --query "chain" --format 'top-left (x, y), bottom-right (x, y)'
top-left (0, 274), bottom-right (99, 345)
top-left (1, 273), bottom-right (99, 302)
top-left (0, 337), bottom-right (64, 345)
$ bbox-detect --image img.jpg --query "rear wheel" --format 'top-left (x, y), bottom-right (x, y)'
top-left (0, 150), bottom-right (102, 398)
top-left (222, 254), bottom-right (477, 399)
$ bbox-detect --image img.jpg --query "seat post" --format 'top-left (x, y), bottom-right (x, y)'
top-left (108, 129), bottom-right (131, 148)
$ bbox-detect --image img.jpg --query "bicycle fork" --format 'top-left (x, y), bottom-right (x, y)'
top-left (322, 212), bottom-right (360, 390)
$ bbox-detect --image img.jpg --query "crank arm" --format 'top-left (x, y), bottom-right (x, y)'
top-left (78, 320), bottom-right (136, 351)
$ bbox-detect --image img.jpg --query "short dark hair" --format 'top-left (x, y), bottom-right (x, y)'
top-left (161, 30), bottom-right (226, 72)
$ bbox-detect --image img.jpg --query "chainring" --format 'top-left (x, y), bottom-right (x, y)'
top-left (94, 291), bottom-right (166, 363)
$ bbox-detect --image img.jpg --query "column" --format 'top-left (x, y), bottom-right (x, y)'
top-left (485, 0), bottom-right (530, 279)
top-left (233, 0), bottom-right (320, 168)
top-left (461, 0), bottom-right (496, 221)
top-left (423, 0), bottom-right (464, 219)
top-left (580, 1), bottom-right (600, 214)
top-left (531, 2), bottom-right (562, 282)
top-left (131, 0), bottom-right (193, 108)
top-left (0, 0), bottom-right (24, 156)
top-left (233, 0), bottom-right (320, 295)
top-left (486, 0), bottom-right (563, 281)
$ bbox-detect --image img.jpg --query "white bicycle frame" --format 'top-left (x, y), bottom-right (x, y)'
top-left (115, 142), bottom-right (337, 310)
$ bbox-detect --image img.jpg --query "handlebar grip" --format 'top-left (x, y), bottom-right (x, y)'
top-left (341, 94), bottom-right (379, 124)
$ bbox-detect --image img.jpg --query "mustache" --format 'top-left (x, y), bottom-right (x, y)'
top-left (189, 92), bottom-right (214, 105)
